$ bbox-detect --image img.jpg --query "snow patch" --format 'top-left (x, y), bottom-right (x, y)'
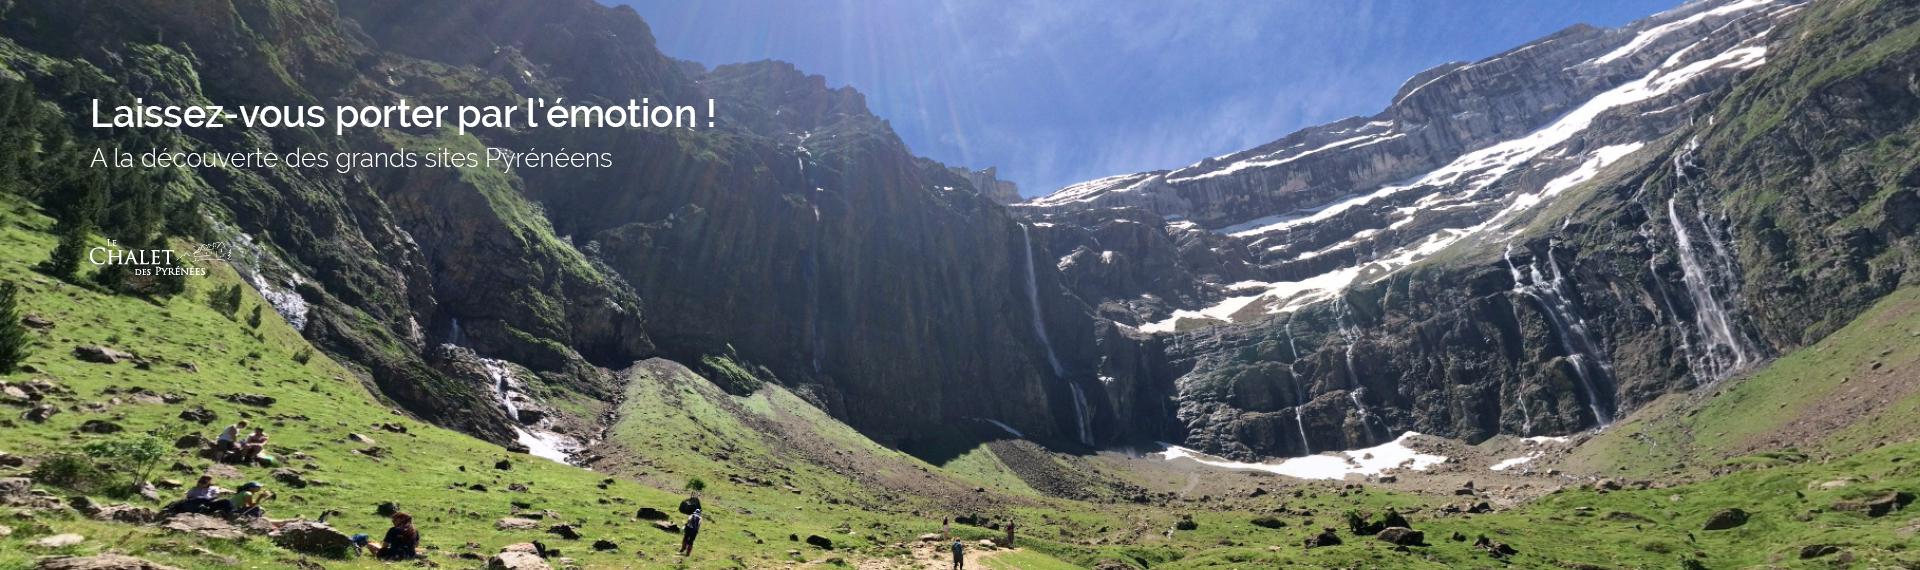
top-left (1156, 432), bottom-right (1447, 481)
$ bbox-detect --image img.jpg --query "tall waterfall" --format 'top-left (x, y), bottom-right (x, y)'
top-left (1284, 321), bottom-right (1312, 455)
top-left (1334, 300), bottom-right (1389, 444)
top-left (1020, 223), bottom-right (1091, 446)
top-left (1504, 243), bottom-right (1615, 426)
top-left (805, 204), bottom-right (825, 374)
top-left (1667, 198), bottom-right (1752, 382)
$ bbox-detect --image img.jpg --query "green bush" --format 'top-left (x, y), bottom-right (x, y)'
top-left (80, 432), bottom-right (173, 494)
top-left (31, 452), bottom-right (109, 492)
top-left (0, 281), bottom-right (32, 373)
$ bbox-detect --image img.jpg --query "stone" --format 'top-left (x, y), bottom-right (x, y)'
top-left (488, 551), bottom-right (551, 570)
top-left (163, 513), bottom-right (245, 540)
top-left (270, 521), bottom-right (354, 557)
top-left (271, 469), bottom-right (308, 488)
top-left (204, 464), bottom-right (243, 480)
top-left (635, 507), bottom-right (668, 520)
top-left (221, 393), bottom-right (275, 407)
top-left (1800, 544), bottom-right (1840, 559)
top-left (92, 504), bottom-right (158, 524)
top-left (173, 434), bottom-right (207, 449)
top-left (72, 345), bottom-right (132, 364)
top-left (177, 407), bottom-right (217, 425)
top-left (495, 459), bottom-right (512, 471)
top-left (805, 534), bottom-right (834, 549)
top-left (918, 533), bottom-right (942, 541)
top-left (1702, 508), bottom-right (1749, 530)
top-left (1303, 528), bottom-right (1341, 548)
top-left (77, 419), bottom-right (122, 434)
top-left (347, 433), bottom-right (375, 445)
top-left (651, 521), bottom-right (680, 533)
top-left (1831, 491), bottom-right (1914, 517)
top-left (1376, 527), bottom-right (1425, 546)
top-left (24, 404), bottom-right (58, 423)
top-left (1473, 535), bottom-right (1517, 558)
top-left (1251, 516), bottom-right (1286, 529)
top-left (34, 554), bottom-right (184, 570)
top-left (496, 517), bottom-right (540, 531)
top-left (32, 533), bottom-right (86, 548)
top-left (547, 523), bottom-right (582, 539)
top-left (591, 539), bottom-right (618, 551)
top-left (0, 453), bottom-right (25, 468)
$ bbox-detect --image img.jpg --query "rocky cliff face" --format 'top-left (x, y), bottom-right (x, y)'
top-left (1026, 0), bottom-right (1920, 459)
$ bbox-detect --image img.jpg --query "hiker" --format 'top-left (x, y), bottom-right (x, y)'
top-left (166, 476), bottom-right (231, 515)
top-left (679, 508), bottom-right (702, 556)
top-left (357, 512), bottom-right (420, 560)
top-left (214, 420), bottom-right (248, 460)
top-left (951, 538), bottom-right (965, 570)
top-left (230, 481), bottom-right (270, 519)
top-left (240, 427), bottom-right (269, 464)
top-left (1004, 520), bottom-right (1016, 548)
top-left (942, 516), bottom-right (951, 539)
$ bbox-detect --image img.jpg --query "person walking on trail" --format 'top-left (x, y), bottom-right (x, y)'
top-left (950, 539), bottom-right (965, 570)
top-left (1004, 520), bottom-right (1016, 548)
top-left (679, 508), bottom-right (703, 556)
top-left (942, 516), bottom-right (951, 539)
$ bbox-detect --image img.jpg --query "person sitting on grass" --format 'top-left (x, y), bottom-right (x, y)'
top-left (354, 512), bottom-right (420, 560)
top-left (240, 427), bottom-right (269, 464)
top-left (214, 420), bottom-right (248, 461)
top-left (166, 476), bottom-right (231, 515)
top-left (230, 481), bottom-right (271, 519)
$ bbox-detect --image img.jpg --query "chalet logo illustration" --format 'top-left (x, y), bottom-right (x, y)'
top-left (87, 240), bottom-right (231, 277)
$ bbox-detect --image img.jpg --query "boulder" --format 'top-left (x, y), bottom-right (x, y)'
top-left (488, 551), bottom-right (551, 570)
top-left (547, 524), bottom-right (581, 539)
top-left (24, 404), bottom-right (58, 422)
top-left (77, 419), bottom-right (122, 434)
top-left (635, 507), bottom-right (668, 520)
top-left (805, 534), bottom-right (834, 549)
top-left (221, 393), bottom-right (275, 407)
top-left (347, 433), bottom-right (375, 445)
top-left (177, 407), bottom-right (217, 425)
top-left (495, 459), bottom-right (512, 471)
top-left (1251, 516), bottom-right (1286, 529)
top-left (1473, 535), bottom-right (1517, 558)
top-left (1800, 544), bottom-right (1840, 559)
top-left (1174, 515), bottom-right (1198, 531)
top-left (591, 539), bottom-right (618, 551)
top-left (1303, 528), bottom-right (1342, 548)
top-left (1702, 508), bottom-right (1749, 531)
top-left (1376, 527), bottom-right (1425, 546)
top-left (163, 513), bottom-right (245, 540)
top-left (651, 521), bottom-right (680, 533)
top-left (35, 555), bottom-right (183, 570)
top-left (172, 434), bottom-right (207, 450)
top-left (496, 517), bottom-right (540, 531)
top-left (270, 469), bottom-right (308, 489)
top-left (92, 504), bottom-right (158, 524)
top-left (270, 521), bottom-right (354, 557)
top-left (32, 533), bottom-right (86, 548)
top-left (1831, 491), bottom-right (1914, 517)
top-left (72, 345), bottom-right (132, 364)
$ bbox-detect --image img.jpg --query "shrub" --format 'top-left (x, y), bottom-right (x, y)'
top-left (0, 282), bottom-right (31, 373)
top-left (32, 452), bottom-right (109, 492)
top-left (81, 432), bottom-right (173, 494)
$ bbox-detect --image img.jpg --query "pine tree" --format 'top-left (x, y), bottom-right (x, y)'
top-left (247, 303), bottom-right (263, 329)
top-left (0, 282), bottom-right (32, 374)
top-left (40, 218), bottom-right (89, 280)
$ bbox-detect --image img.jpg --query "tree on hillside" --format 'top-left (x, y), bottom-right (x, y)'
top-left (39, 217), bottom-right (90, 281)
top-left (0, 282), bottom-right (32, 374)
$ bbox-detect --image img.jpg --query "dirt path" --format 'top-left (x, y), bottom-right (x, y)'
top-left (803, 540), bottom-right (1020, 569)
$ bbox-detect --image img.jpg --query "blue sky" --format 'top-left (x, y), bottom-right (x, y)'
top-left (618, 0), bottom-right (1679, 197)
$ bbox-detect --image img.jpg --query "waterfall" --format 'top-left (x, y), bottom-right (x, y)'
top-left (1334, 301), bottom-right (1390, 444)
top-left (1666, 198), bottom-right (1752, 381)
top-left (805, 204), bottom-right (825, 374)
top-left (1347, 388), bottom-right (1389, 443)
top-left (447, 317), bottom-right (467, 347)
top-left (479, 356), bottom-right (577, 463)
top-left (1284, 321), bottom-right (1313, 455)
top-left (1514, 385), bottom-right (1535, 436)
top-left (1020, 223), bottom-right (1091, 446)
top-left (1504, 243), bottom-right (1615, 426)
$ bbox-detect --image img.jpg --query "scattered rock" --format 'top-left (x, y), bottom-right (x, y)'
top-left (270, 469), bottom-right (308, 489)
top-left (72, 345), bottom-right (132, 364)
top-left (221, 393), bottom-right (275, 407)
top-left (805, 534), bottom-right (834, 549)
top-left (347, 433), bottom-right (375, 445)
top-left (1303, 528), bottom-right (1342, 548)
top-left (1174, 515), bottom-right (1198, 531)
top-left (270, 521), bottom-right (354, 557)
top-left (495, 459), bottom-right (512, 471)
top-left (35, 554), bottom-right (183, 570)
top-left (1251, 516), bottom-right (1286, 529)
top-left (92, 504), bottom-right (158, 524)
top-left (204, 464), bottom-right (243, 480)
top-left (547, 524), bottom-right (581, 540)
top-left (1831, 491), bottom-right (1914, 517)
top-left (1800, 544), bottom-right (1840, 559)
top-left (177, 407), bottom-right (217, 425)
top-left (918, 533), bottom-right (942, 542)
top-left (591, 539), bottom-right (617, 551)
top-left (22, 315), bottom-right (53, 330)
top-left (651, 521), bottom-right (680, 533)
top-left (1376, 527), bottom-right (1425, 546)
top-left (32, 533), bottom-right (86, 548)
top-left (24, 404), bottom-right (58, 423)
top-left (1473, 535), bottom-right (1517, 558)
top-left (77, 419), bottom-right (122, 434)
top-left (635, 507), bottom-right (668, 520)
top-left (488, 551), bottom-right (551, 570)
top-left (172, 434), bottom-right (207, 450)
top-left (0, 453), bottom-right (25, 468)
top-left (163, 513), bottom-right (245, 540)
top-left (496, 517), bottom-right (540, 531)
top-left (1702, 508), bottom-right (1749, 531)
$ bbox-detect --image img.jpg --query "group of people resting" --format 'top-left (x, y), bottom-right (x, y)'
top-left (212, 420), bottom-right (271, 465)
top-left (163, 475), bottom-right (419, 560)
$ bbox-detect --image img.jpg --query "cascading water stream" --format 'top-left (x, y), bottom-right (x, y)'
top-left (1284, 321), bottom-right (1313, 455)
top-left (1666, 198), bottom-right (1751, 381)
top-left (1334, 301), bottom-right (1390, 444)
top-left (1020, 223), bottom-right (1092, 446)
top-left (1504, 243), bottom-right (1615, 426)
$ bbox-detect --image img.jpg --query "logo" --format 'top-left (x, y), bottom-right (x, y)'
top-left (88, 240), bottom-right (230, 277)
